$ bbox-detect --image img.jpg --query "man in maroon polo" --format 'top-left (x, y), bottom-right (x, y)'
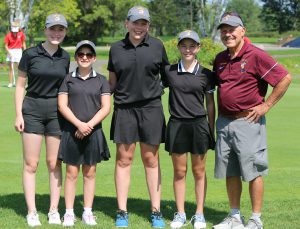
top-left (212, 12), bottom-right (292, 229)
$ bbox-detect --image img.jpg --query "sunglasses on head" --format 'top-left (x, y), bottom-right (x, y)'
top-left (77, 52), bottom-right (95, 59)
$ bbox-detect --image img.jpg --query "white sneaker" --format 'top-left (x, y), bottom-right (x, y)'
top-left (191, 214), bottom-right (207, 229)
top-left (62, 213), bottom-right (75, 227)
top-left (170, 212), bottom-right (186, 229)
top-left (245, 218), bottom-right (263, 229)
top-left (213, 215), bottom-right (244, 229)
top-left (82, 212), bottom-right (97, 225)
top-left (48, 209), bottom-right (61, 224)
top-left (26, 211), bottom-right (41, 227)
top-left (7, 83), bottom-right (13, 88)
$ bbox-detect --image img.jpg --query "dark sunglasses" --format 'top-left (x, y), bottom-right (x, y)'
top-left (77, 52), bottom-right (95, 59)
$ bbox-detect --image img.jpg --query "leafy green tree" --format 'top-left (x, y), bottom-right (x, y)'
top-left (27, 0), bottom-right (80, 45)
top-left (260, 0), bottom-right (300, 33)
top-left (148, 0), bottom-right (179, 36)
top-left (0, 2), bottom-right (10, 34)
top-left (227, 0), bottom-right (262, 32)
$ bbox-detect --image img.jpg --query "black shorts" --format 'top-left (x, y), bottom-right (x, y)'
top-left (110, 99), bottom-right (166, 145)
top-left (58, 123), bottom-right (110, 165)
top-left (22, 96), bottom-right (63, 136)
top-left (165, 116), bottom-right (215, 154)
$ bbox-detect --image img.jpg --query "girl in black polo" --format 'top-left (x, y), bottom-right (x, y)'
top-left (14, 13), bottom-right (69, 227)
top-left (107, 6), bottom-right (169, 228)
top-left (164, 30), bottom-right (215, 229)
top-left (58, 41), bottom-right (110, 227)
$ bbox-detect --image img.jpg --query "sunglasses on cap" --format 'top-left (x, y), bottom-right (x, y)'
top-left (77, 52), bottom-right (95, 59)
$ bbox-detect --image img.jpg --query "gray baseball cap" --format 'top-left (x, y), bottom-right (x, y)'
top-left (217, 14), bottom-right (244, 29)
top-left (178, 30), bottom-right (200, 44)
top-left (75, 40), bottom-right (96, 55)
top-left (45, 13), bottom-right (68, 28)
top-left (127, 6), bottom-right (150, 22)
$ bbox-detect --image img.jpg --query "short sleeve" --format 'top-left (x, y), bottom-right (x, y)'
top-left (4, 34), bottom-right (9, 44)
top-left (204, 69), bottom-right (216, 93)
top-left (18, 49), bottom-right (30, 73)
top-left (107, 48), bottom-right (115, 72)
top-left (21, 32), bottom-right (26, 41)
top-left (100, 76), bottom-right (111, 95)
top-left (58, 74), bottom-right (70, 94)
top-left (160, 46), bottom-right (170, 87)
top-left (255, 51), bottom-right (288, 87)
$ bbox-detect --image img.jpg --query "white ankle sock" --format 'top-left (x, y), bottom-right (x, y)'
top-left (66, 209), bottom-right (74, 215)
top-left (83, 207), bottom-right (92, 214)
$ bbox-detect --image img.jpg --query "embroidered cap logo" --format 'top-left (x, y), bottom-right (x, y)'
top-left (54, 14), bottom-right (60, 22)
top-left (137, 7), bottom-right (144, 14)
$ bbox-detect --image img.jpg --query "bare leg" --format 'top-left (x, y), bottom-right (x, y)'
top-left (226, 176), bottom-right (242, 209)
top-left (140, 143), bottom-right (161, 211)
top-left (64, 165), bottom-right (80, 209)
top-left (8, 61), bottom-right (13, 85)
top-left (83, 165), bottom-right (97, 208)
top-left (191, 153), bottom-right (207, 214)
top-left (45, 136), bottom-right (62, 211)
top-left (249, 176), bottom-right (264, 213)
top-left (171, 153), bottom-right (188, 213)
top-left (115, 143), bottom-right (136, 211)
top-left (22, 133), bottom-right (43, 213)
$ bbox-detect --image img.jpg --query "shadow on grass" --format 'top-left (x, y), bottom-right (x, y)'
top-left (0, 193), bottom-right (227, 225)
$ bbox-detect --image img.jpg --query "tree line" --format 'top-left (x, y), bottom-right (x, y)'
top-left (1, 0), bottom-right (299, 45)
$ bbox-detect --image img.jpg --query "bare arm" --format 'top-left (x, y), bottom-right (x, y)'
top-left (108, 71), bottom-right (117, 93)
top-left (22, 40), bottom-right (26, 50)
top-left (88, 94), bottom-right (111, 127)
top-left (14, 70), bottom-right (27, 132)
top-left (205, 92), bottom-right (215, 137)
top-left (5, 43), bottom-right (11, 56)
top-left (58, 94), bottom-right (93, 138)
top-left (247, 73), bottom-right (292, 122)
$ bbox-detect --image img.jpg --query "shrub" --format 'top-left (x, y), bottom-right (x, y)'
top-left (164, 38), bottom-right (224, 69)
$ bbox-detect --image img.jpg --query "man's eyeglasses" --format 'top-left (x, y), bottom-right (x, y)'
top-left (77, 52), bottom-right (95, 59)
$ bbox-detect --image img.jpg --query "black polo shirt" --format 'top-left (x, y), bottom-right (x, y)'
top-left (108, 33), bottom-right (169, 105)
top-left (164, 62), bottom-right (215, 119)
top-left (59, 69), bottom-right (110, 123)
top-left (19, 42), bottom-right (70, 98)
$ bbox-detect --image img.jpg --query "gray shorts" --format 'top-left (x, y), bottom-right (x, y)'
top-left (214, 115), bottom-right (268, 182)
top-left (110, 99), bottom-right (166, 145)
top-left (22, 96), bottom-right (62, 136)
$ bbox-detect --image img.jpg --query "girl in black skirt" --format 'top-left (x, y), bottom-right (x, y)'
top-left (58, 40), bottom-right (111, 227)
top-left (164, 30), bottom-right (215, 229)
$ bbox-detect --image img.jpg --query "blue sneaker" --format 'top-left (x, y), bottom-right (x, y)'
top-left (115, 210), bottom-right (128, 227)
top-left (150, 211), bottom-right (165, 228)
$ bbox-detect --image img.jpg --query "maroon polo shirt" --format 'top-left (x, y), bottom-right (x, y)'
top-left (213, 42), bottom-right (288, 115)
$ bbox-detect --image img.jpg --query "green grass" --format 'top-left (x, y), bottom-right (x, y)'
top-left (0, 57), bottom-right (300, 228)
top-left (267, 49), bottom-right (300, 56)
top-left (248, 37), bottom-right (279, 44)
top-left (273, 57), bottom-right (300, 75)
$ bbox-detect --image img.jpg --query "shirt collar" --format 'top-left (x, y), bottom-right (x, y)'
top-left (72, 68), bottom-right (97, 78)
top-left (178, 60), bottom-right (199, 75)
top-left (226, 41), bottom-right (250, 60)
top-left (37, 42), bottom-right (63, 56)
top-left (123, 32), bottom-right (150, 47)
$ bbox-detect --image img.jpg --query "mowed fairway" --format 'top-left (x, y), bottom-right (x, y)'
top-left (0, 73), bottom-right (299, 228)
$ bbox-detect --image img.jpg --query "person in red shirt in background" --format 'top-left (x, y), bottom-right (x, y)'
top-left (243, 36), bottom-right (251, 44)
top-left (4, 21), bottom-right (26, 88)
